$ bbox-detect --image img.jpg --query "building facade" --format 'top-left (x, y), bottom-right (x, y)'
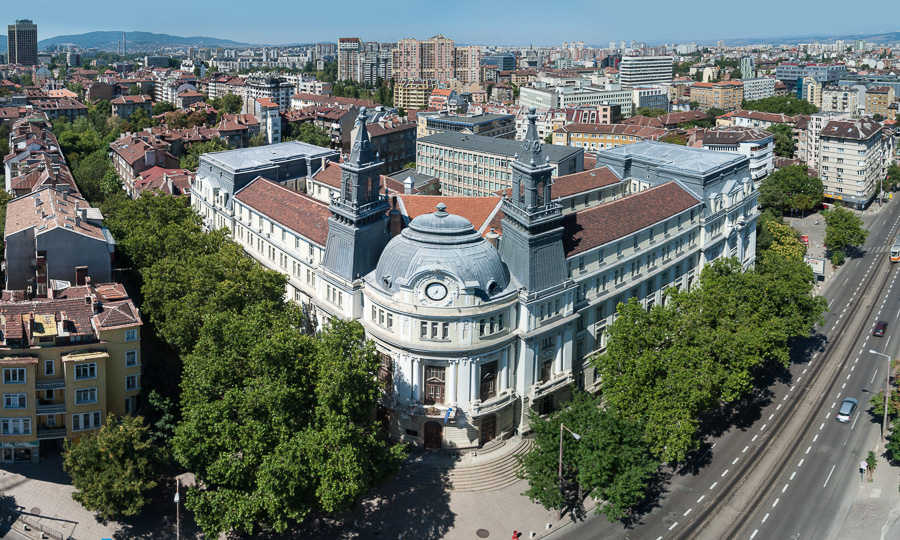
top-left (819, 117), bottom-right (884, 209)
top-left (551, 123), bottom-right (667, 152)
top-left (0, 281), bottom-right (142, 463)
top-left (700, 127), bottom-right (774, 181)
top-left (7, 20), bottom-right (38, 66)
top-left (821, 86), bottom-right (860, 114)
top-left (741, 78), bottom-right (776, 102)
top-left (775, 63), bottom-right (849, 96)
top-left (191, 109), bottom-right (758, 451)
top-left (865, 87), bottom-right (895, 117)
top-left (393, 35), bottom-right (456, 82)
top-left (690, 81), bottom-right (744, 111)
top-left (338, 38), bottom-right (362, 82)
top-left (618, 55), bottom-right (674, 86)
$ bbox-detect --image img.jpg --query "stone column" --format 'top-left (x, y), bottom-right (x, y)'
top-left (469, 359), bottom-right (477, 403)
top-left (555, 332), bottom-right (563, 375)
top-left (412, 357), bottom-right (421, 403)
top-left (500, 348), bottom-right (509, 392)
top-left (448, 360), bottom-right (458, 405)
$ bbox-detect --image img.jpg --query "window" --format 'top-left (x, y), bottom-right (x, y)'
top-left (1, 418), bottom-right (30, 435)
top-left (424, 366), bottom-right (446, 404)
top-left (377, 353), bottom-right (393, 391)
top-left (125, 350), bottom-right (138, 367)
top-left (44, 359), bottom-right (54, 376)
top-left (480, 361), bottom-right (498, 401)
top-left (3, 394), bottom-right (26, 409)
top-left (540, 358), bottom-right (553, 383)
top-left (72, 411), bottom-right (102, 431)
top-left (45, 389), bottom-right (54, 401)
top-left (75, 388), bottom-right (98, 405)
top-left (3, 368), bottom-right (25, 384)
top-left (75, 363), bottom-right (97, 381)
top-left (125, 329), bottom-right (138, 341)
top-left (126, 374), bottom-right (140, 391)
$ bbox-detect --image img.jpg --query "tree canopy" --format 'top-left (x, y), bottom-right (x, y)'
top-left (174, 310), bottom-right (406, 536)
top-left (765, 123), bottom-right (796, 158)
top-left (758, 164), bottom-right (823, 215)
top-left (63, 414), bottom-right (164, 520)
top-left (179, 138), bottom-right (229, 170)
top-left (742, 96), bottom-right (819, 115)
top-left (822, 206), bottom-right (869, 253)
top-left (285, 122), bottom-right (332, 147)
top-left (519, 391), bottom-right (658, 522)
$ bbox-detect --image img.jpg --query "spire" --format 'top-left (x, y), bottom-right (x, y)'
top-left (517, 107), bottom-right (545, 166)
top-left (348, 107), bottom-right (377, 166)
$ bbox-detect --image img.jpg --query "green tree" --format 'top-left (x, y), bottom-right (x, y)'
top-left (731, 68), bottom-right (742, 79)
top-left (689, 101), bottom-right (700, 110)
top-left (129, 84), bottom-right (143, 96)
top-left (286, 122), bottom-right (331, 147)
top-left (173, 310), bottom-right (405, 537)
top-left (742, 96), bottom-right (818, 115)
top-left (127, 109), bottom-right (154, 131)
top-left (544, 134), bottom-right (553, 144)
top-left (886, 417), bottom-right (900, 462)
top-left (765, 123), bottom-right (796, 158)
top-left (179, 139), bottom-right (229, 170)
top-left (758, 164), bottom-right (824, 215)
top-left (823, 207), bottom-right (869, 253)
top-left (872, 113), bottom-right (884, 122)
top-left (519, 391), bottom-right (658, 521)
top-left (72, 150), bottom-right (115, 204)
top-left (249, 132), bottom-right (267, 147)
top-left (635, 107), bottom-right (667, 118)
top-left (884, 163), bottom-right (900, 192)
top-left (152, 101), bottom-right (176, 116)
top-left (63, 414), bottom-right (164, 520)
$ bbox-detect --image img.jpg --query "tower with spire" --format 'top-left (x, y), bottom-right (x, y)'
top-left (499, 107), bottom-right (568, 292)
top-left (323, 107), bottom-right (391, 281)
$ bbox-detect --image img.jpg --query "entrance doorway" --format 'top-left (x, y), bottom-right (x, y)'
top-left (424, 421), bottom-right (443, 449)
top-left (479, 415), bottom-right (497, 446)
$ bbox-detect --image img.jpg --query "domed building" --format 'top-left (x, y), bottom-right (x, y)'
top-left (193, 106), bottom-right (759, 451)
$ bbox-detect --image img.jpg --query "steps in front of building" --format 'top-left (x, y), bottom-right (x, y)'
top-left (393, 438), bottom-right (533, 493)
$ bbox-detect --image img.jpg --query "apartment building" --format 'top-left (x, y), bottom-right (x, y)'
top-left (416, 131), bottom-right (583, 196)
top-left (699, 127), bottom-right (774, 180)
top-left (741, 78), bottom-right (776, 102)
top-left (7, 20), bottom-right (38, 66)
top-left (806, 111), bottom-right (852, 170)
top-left (110, 95), bottom-right (153, 119)
top-left (819, 117), bottom-right (884, 209)
top-left (243, 75), bottom-right (294, 112)
top-left (4, 187), bottom-right (115, 295)
top-left (394, 80), bottom-right (437, 110)
top-left (802, 76), bottom-right (823, 107)
top-left (691, 81), bottom-right (744, 111)
top-left (865, 87), bottom-right (895, 117)
top-left (350, 118), bottom-right (417, 174)
top-left (821, 86), bottom-right (860, 114)
top-left (618, 55), bottom-right (674, 86)
top-left (551, 123), bottom-right (667, 152)
top-left (454, 46), bottom-right (482, 84)
top-left (338, 38), bottom-right (362, 82)
top-left (0, 281), bottom-right (142, 462)
top-left (393, 35), bottom-right (456, 82)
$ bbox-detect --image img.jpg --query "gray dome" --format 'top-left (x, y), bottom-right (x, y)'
top-left (374, 203), bottom-right (510, 297)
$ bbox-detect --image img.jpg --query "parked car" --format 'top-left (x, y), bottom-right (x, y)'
top-left (836, 398), bottom-right (858, 423)
top-left (874, 321), bottom-right (888, 337)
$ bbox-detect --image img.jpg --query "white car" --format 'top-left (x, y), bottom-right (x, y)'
top-left (836, 398), bottom-right (858, 423)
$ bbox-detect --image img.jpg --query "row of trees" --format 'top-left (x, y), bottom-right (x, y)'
top-left (742, 96), bottom-right (819, 116)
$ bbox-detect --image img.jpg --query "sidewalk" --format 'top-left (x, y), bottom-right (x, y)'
top-left (836, 442), bottom-right (900, 540)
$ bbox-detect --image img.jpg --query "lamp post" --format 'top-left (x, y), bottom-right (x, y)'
top-left (558, 423), bottom-right (581, 520)
top-left (174, 479), bottom-right (181, 540)
top-left (869, 349), bottom-right (892, 442)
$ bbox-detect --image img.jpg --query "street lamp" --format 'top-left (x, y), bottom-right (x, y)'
top-left (869, 349), bottom-right (892, 442)
top-left (558, 423), bottom-right (581, 520)
top-left (174, 479), bottom-right (181, 540)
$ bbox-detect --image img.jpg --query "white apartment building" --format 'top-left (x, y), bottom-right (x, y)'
top-left (821, 86), bottom-right (860, 114)
top-left (618, 55), bottom-right (674, 86)
top-left (519, 85), bottom-right (634, 117)
top-left (818, 117), bottom-right (883, 209)
top-left (741, 78), bottom-right (776, 102)
top-left (806, 111), bottom-right (851, 170)
top-left (701, 128), bottom-right (774, 181)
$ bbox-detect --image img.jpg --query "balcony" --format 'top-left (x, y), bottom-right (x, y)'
top-left (469, 390), bottom-right (517, 418)
top-left (36, 427), bottom-right (66, 440)
top-left (35, 378), bottom-right (65, 390)
top-left (527, 371), bottom-right (574, 400)
top-left (36, 403), bottom-right (66, 415)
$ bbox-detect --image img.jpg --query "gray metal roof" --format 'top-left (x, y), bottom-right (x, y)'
top-left (373, 203), bottom-right (510, 297)
top-left (598, 140), bottom-right (745, 175)
top-left (418, 132), bottom-right (581, 163)
top-left (426, 113), bottom-right (515, 126)
top-left (201, 140), bottom-right (336, 172)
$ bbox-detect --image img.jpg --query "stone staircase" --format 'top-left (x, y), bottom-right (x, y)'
top-left (394, 437), bottom-right (534, 493)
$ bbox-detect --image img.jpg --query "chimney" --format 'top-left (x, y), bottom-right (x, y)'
top-left (486, 228), bottom-right (500, 249)
top-left (404, 176), bottom-right (414, 195)
top-left (389, 196), bottom-right (403, 238)
top-left (84, 294), bottom-right (92, 305)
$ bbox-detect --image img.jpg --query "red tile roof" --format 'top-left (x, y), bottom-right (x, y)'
top-left (552, 166), bottom-right (622, 198)
top-left (5, 187), bottom-right (106, 241)
top-left (311, 161), bottom-right (343, 189)
top-left (395, 195), bottom-right (503, 236)
top-left (562, 181), bottom-right (700, 257)
top-left (234, 177), bottom-right (331, 246)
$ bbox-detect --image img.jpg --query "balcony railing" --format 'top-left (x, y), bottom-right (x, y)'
top-left (36, 403), bottom-right (66, 415)
top-left (36, 427), bottom-right (66, 440)
top-left (35, 378), bottom-right (65, 390)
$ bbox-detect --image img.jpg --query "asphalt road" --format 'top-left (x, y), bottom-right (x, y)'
top-left (548, 200), bottom-right (900, 540)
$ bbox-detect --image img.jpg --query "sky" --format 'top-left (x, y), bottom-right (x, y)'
top-left (12, 0), bottom-right (900, 46)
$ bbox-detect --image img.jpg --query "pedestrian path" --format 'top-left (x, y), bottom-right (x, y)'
top-left (835, 442), bottom-right (900, 540)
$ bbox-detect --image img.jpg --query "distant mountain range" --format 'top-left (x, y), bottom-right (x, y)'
top-left (705, 30), bottom-right (900, 47)
top-left (37, 31), bottom-right (249, 50)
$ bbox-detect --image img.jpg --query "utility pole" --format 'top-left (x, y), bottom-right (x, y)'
top-left (869, 350), bottom-right (892, 441)
top-left (174, 479), bottom-right (181, 540)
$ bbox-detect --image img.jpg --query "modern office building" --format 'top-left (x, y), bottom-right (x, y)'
top-left (618, 55), bottom-right (674, 86)
top-left (416, 130), bottom-right (583, 196)
top-left (7, 19), bottom-right (38, 66)
top-left (774, 63), bottom-right (849, 96)
top-left (416, 111), bottom-right (516, 139)
top-left (193, 108), bottom-right (759, 450)
top-left (740, 56), bottom-right (756, 79)
top-left (482, 53), bottom-right (516, 72)
top-left (519, 85), bottom-right (634, 117)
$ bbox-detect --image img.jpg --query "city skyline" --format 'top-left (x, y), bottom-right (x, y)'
top-left (11, 0), bottom-right (900, 47)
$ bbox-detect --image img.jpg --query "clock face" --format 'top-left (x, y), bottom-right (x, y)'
top-left (425, 282), bottom-right (448, 301)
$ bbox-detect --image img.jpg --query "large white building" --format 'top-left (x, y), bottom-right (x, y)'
top-left (519, 84), bottom-right (634, 117)
top-left (821, 86), bottom-right (860, 114)
top-left (741, 78), bottom-right (776, 102)
top-left (700, 127), bottom-right (774, 181)
top-left (818, 117), bottom-right (886, 209)
top-left (618, 55), bottom-right (674, 86)
top-left (191, 108), bottom-right (759, 450)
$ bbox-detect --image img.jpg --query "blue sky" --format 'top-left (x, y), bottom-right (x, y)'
top-left (15, 0), bottom-right (900, 46)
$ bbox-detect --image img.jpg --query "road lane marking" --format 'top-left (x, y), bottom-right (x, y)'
top-left (697, 495), bottom-right (705, 503)
top-left (852, 366), bottom-right (856, 371)
top-left (752, 435), bottom-right (758, 442)
top-left (851, 412), bottom-right (860, 430)
top-left (777, 404), bottom-right (782, 411)
top-left (814, 434), bottom-right (819, 442)
top-left (750, 530), bottom-right (758, 539)
top-left (824, 464), bottom-right (836, 487)
top-left (820, 422), bottom-right (825, 430)
top-left (710, 482), bottom-right (717, 489)
top-left (842, 383), bottom-right (846, 389)
top-left (790, 472), bottom-right (796, 480)
top-left (872, 370), bottom-right (879, 383)
top-left (782, 484), bottom-right (789, 493)
top-left (806, 446), bottom-right (812, 454)
top-left (773, 498), bottom-right (779, 507)
top-left (669, 522), bottom-right (678, 530)
top-left (733, 457), bottom-right (739, 465)
top-left (769, 414), bottom-right (774, 420)
top-left (803, 368), bottom-right (807, 374)
top-left (684, 508), bottom-right (692, 516)
top-left (762, 513), bottom-right (769, 523)
top-left (791, 385), bottom-right (796, 391)
top-left (798, 459), bottom-right (804, 467)
top-left (760, 424), bottom-right (767, 431)
top-left (722, 469), bottom-right (729, 477)
top-left (742, 446), bottom-right (748, 453)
